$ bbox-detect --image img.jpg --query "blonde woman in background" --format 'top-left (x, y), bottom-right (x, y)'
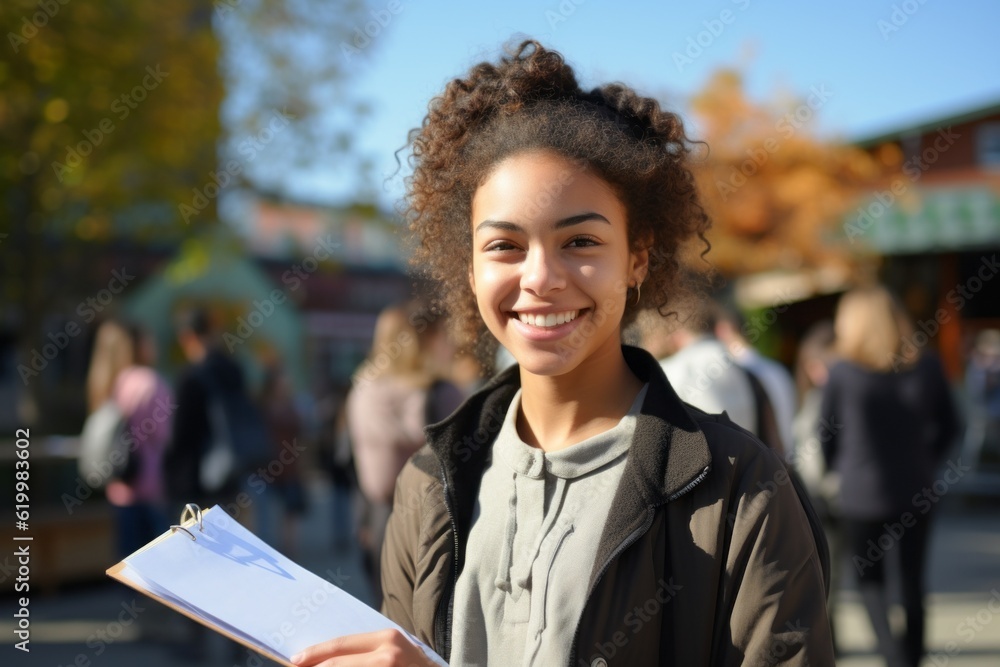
top-left (821, 286), bottom-right (959, 667)
top-left (86, 320), bottom-right (173, 557)
top-left (346, 300), bottom-right (464, 606)
top-left (86, 319), bottom-right (135, 414)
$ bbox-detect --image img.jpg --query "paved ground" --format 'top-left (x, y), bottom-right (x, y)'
top-left (4, 480), bottom-right (999, 666)
top-left (833, 501), bottom-right (1000, 667)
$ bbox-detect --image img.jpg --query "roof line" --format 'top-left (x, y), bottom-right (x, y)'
top-left (854, 99), bottom-right (1000, 147)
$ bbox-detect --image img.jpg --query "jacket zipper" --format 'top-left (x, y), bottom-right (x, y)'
top-left (566, 464), bottom-right (710, 667)
top-left (667, 465), bottom-right (711, 502)
top-left (434, 466), bottom-right (460, 662)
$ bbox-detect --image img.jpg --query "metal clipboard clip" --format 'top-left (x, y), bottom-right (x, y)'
top-left (169, 503), bottom-right (205, 541)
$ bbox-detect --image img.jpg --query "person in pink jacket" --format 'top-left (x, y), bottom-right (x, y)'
top-left (86, 320), bottom-right (173, 557)
top-left (346, 299), bottom-right (464, 607)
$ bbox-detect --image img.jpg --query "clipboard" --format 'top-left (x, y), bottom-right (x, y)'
top-left (107, 503), bottom-right (447, 666)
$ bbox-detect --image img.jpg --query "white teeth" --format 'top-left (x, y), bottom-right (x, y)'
top-left (517, 310), bottom-right (579, 328)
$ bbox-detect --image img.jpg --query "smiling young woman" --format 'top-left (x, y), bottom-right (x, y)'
top-left (470, 150), bottom-right (647, 451)
top-left (292, 40), bottom-right (833, 667)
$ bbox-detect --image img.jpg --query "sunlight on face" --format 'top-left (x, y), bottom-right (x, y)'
top-left (470, 150), bottom-right (647, 378)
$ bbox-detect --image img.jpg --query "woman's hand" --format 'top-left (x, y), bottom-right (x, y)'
top-left (290, 629), bottom-right (438, 667)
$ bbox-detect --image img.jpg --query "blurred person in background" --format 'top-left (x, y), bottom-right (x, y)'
top-left (792, 321), bottom-right (839, 515)
top-left (713, 302), bottom-right (797, 455)
top-left (258, 362), bottom-right (307, 557)
top-left (164, 307), bottom-right (253, 509)
top-left (86, 319), bottom-right (173, 558)
top-left (964, 329), bottom-right (1000, 470)
top-left (315, 383), bottom-right (355, 552)
top-left (644, 300), bottom-right (759, 437)
top-left (163, 306), bottom-right (259, 661)
top-left (791, 320), bottom-right (841, 651)
top-left (821, 285), bottom-right (959, 667)
top-left (346, 300), bottom-right (464, 607)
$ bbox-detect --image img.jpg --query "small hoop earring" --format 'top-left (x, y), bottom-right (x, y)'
top-left (631, 281), bottom-right (642, 306)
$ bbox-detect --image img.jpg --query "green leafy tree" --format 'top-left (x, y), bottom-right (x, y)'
top-left (1, 0), bottom-right (223, 429)
top-left (1, 0), bottom-right (379, 430)
top-left (211, 0), bottom-right (379, 216)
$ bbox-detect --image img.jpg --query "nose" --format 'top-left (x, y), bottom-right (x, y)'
top-left (520, 245), bottom-right (566, 296)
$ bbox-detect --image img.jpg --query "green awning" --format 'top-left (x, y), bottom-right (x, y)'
top-left (842, 186), bottom-right (1000, 254)
top-left (122, 230), bottom-right (306, 390)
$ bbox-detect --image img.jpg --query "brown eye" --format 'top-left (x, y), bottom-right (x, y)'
top-left (566, 236), bottom-right (599, 248)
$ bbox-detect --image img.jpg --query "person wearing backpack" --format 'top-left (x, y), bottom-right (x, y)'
top-left (84, 319), bottom-right (173, 558)
top-left (164, 307), bottom-right (267, 512)
top-left (163, 307), bottom-right (268, 661)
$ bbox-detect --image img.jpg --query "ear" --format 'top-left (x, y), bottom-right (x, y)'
top-left (468, 265), bottom-right (476, 293)
top-left (630, 244), bottom-right (650, 286)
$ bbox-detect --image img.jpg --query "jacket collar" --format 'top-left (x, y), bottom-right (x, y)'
top-left (424, 345), bottom-right (713, 541)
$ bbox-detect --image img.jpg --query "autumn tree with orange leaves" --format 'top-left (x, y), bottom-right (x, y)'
top-left (688, 70), bottom-right (886, 278)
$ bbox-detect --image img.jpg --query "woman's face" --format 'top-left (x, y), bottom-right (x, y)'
top-left (470, 150), bottom-right (648, 378)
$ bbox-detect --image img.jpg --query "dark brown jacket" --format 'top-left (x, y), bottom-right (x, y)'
top-left (382, 346), bottom-right (834, 666)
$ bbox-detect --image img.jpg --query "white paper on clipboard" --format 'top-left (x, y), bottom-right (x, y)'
top-left (112, 505), bottom-right (447, 666)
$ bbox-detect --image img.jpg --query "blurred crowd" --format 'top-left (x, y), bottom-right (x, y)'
top-left (84, 285), bottom-right (999, 665)
top-left (642, 284), bottom-right (995, 667)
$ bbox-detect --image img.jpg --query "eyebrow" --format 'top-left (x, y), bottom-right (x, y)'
top-left (474, 212), bottom-right (610, 234)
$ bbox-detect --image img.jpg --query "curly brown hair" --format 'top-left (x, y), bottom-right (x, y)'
top-left (403, 39), bottom-right (711, 359)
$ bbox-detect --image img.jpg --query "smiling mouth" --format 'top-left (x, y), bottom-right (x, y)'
top-left (515, 310), bottom-right (581, 328)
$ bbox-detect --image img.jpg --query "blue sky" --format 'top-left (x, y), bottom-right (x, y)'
top-left (285, 0), bottom-right (1000, 208)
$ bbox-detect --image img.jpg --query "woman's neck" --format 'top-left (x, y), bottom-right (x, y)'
top-left (516, 345), bottom-right (644, 452)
